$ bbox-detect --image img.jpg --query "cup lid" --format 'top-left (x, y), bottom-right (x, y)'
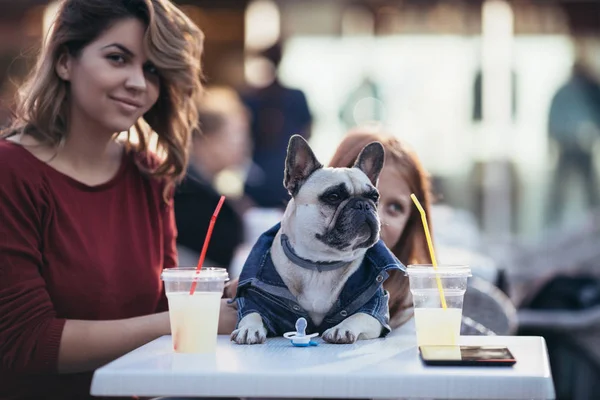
top-left (406, 264), bottom-right (472, 277)
top-left (161, 267), bottom-right (229, 281)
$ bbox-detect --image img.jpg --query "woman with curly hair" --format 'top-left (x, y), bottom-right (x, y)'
top-left (0, 1), bottom-right (236, 398)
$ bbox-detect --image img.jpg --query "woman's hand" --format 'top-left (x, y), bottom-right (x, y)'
top-left (223, 277), bottom-right (239, 299)
top-left (58, 312), bottom-right (171, 373)
top-left (218, 298), bottom-right (238, 334)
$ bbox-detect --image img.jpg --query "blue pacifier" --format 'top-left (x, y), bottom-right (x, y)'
top-left (283, 317), bottom-right (319, 347)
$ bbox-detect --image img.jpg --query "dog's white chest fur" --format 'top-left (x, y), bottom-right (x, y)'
top-left (271, 232), bottom-right (361, 326)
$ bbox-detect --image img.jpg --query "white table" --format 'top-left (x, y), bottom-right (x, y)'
top-left (91, 324), bottom-right (555, 400)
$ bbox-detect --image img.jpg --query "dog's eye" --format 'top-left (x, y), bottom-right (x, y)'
top-left (326, 193), bottom-right (340, 203)
top-left (367, 192), bottom-right (380, 202)
top-left (319, 184), bottom-right (349, 204)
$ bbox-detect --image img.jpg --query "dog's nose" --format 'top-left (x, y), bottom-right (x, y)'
top-left (352, 200), bottom-right (371, 211)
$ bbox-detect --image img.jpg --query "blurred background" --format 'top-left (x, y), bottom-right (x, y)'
top-left (1, 0), bottom-right (600, 398)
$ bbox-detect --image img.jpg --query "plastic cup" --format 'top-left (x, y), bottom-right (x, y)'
top-left (406, 264), bottom-right (471, 346)
top-left (161, 267), bottom-right (229, 353)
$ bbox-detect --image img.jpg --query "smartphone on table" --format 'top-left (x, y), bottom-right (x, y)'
top-left (419, 345), bottom-right (516, 367)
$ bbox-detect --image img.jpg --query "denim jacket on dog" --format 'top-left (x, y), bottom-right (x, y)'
top-left (232, 223), bottom-right (405, 337)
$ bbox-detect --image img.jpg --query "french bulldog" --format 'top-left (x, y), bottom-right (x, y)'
top-left (231, 135), bottom-right (403, 345)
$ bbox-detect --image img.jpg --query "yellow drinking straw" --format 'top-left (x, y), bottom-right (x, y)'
top-left (410, 193), bottom-right (448, 309)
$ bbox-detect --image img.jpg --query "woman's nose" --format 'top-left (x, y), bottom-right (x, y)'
top-left (125, 67), bottom-right (147, 91)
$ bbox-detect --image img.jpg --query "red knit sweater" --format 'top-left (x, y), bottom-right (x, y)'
top-left (0, 140), bottom-right (177, 400)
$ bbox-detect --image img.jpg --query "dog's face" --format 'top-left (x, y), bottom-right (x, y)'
top-left (281, 135), bottom-right (385, 261)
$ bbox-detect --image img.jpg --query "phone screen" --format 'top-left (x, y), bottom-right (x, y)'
top-left (419, 345), bottom-right (516, 366)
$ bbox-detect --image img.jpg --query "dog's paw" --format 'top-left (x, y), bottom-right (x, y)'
top-left (231, 325), bottom-right (267, 344)
top-left (230, 312), bottom-right (267, 345)
top-left (322, 313), bottom-right (382, 344)
top-left (322, 326), bottom-right (358, 344)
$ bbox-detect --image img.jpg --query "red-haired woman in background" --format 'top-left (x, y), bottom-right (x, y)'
top-left (329, 128), bottom-right (433, 328)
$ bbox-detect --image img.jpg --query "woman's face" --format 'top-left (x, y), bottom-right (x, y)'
top-left (377, 162), bottom-right (412, 249)
top-left (193, 112), bottom-right (251, 174)
top-left (57, 18), bottom-right (160, 135)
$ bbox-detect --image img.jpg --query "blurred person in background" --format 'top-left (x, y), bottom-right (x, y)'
top-left (0, 1), bottom-right (237, 399)
top-left (241, 41), bottom-right (313, 209)
top-left (174, 85), bottom-right (250, 270)
top-left (547, 34), bottom-right (600, 226)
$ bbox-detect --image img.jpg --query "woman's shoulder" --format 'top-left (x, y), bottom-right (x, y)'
top-left (0, 138), bottom-right (26, 160)
top-left (0, 140), bottom-right (45, 185)
top-left (0, 140), bottom-right (49, 209)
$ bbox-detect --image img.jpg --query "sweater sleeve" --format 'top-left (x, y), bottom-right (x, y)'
top-left (0, 166), bottom-right (66, 373)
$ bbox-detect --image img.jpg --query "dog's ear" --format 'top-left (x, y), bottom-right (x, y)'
top-left (353, 142), bottom-right (385, 186)
top-left (284, 135), bottom-right (323, 196)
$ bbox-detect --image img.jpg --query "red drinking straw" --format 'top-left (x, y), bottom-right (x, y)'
top-left (189, 195), bottom-right (226, 295)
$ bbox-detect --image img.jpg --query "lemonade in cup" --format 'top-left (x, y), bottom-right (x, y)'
top-left (406, 264), bottom-right (471, 346)
top-left (161, 267), bottom-right (229, 353)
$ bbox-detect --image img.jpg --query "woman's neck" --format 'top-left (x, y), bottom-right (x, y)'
top-left (60, 108), bottom-right (119, 168)
top-left (60, 130), bottom-right (118, 169)
top-left (17, 114), bottom-right (125, 186)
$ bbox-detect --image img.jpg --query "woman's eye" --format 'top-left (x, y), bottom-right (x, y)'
top-left (389, 203), bottom-right (403, 214)
top-left (144, 63), bottom-right (158, 75)
top-left (107, 54), bottom-right (126, 64)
